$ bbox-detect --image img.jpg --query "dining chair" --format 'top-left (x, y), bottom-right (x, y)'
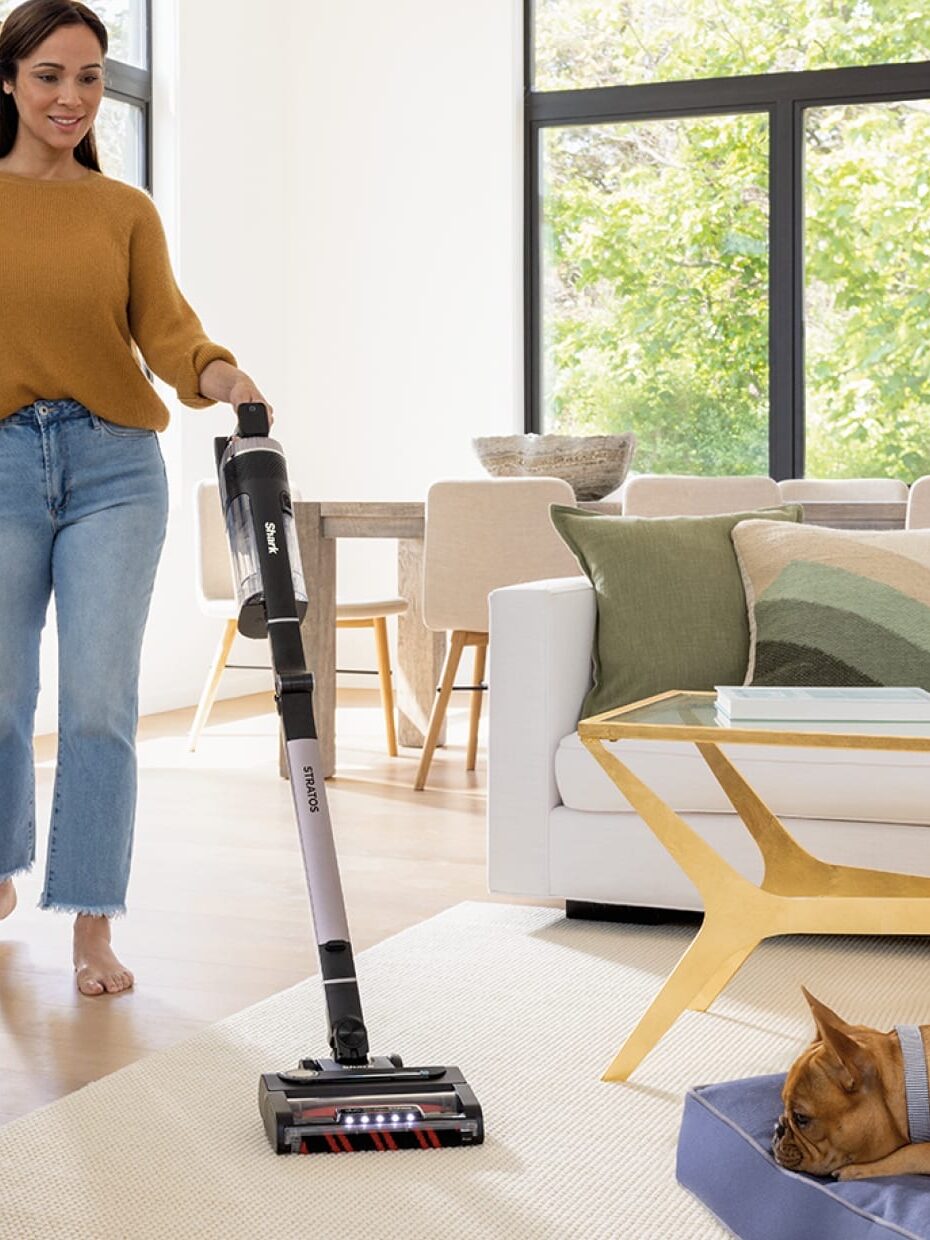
top-left (621, 473), bottom-right (781, 516)
top-left (777, 478), bottom-right (908, 502)
top-left (188, 481), bottom-right (408, 755)
top-left (414, 476), bottom-right (579, 791)
top-left (906, 477), bottom-right (930, 529)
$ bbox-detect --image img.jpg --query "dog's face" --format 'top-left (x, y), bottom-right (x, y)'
top-left (771, 988), bottom-right (902, 1177)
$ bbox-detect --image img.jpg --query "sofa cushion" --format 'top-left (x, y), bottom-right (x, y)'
top-left (549, 504), bottom-right (802, 719)
top-left (555, 732), bottom-right (930, 824)
top-left (731, 521), bottom-right (930, 689)
top-left (547, 806), bottom-right (930, 911)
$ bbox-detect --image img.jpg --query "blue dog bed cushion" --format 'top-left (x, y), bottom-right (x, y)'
top-left (677, 1074), bottom-right (930, 1240)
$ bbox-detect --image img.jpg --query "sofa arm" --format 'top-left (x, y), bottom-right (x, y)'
top-left (487, 576), bottom-right (594, 896)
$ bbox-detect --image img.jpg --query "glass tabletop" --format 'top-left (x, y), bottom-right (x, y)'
top-left (578, 691), bottom-right (930, 747)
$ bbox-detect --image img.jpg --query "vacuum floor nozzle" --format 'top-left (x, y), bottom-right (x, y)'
top-left (259, 1060), bottom-right (483, 1154)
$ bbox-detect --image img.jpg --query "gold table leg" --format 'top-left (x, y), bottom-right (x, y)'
top-left (688, 943), bottom-right (758, 1013)
top-left (580, 736), bottom-right (930, 1082)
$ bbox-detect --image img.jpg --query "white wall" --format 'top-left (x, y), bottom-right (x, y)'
top-left (34, 0), bottom-right (523, 735)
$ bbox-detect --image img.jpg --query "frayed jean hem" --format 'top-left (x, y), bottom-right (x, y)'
top-left (0, 859), bottom-right (36, 885)
top-left (37, 899), bottom-right (127, 919)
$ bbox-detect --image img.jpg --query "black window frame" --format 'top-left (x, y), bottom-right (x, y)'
top-left (524, 3), bottom-right (930, 479)
top-left (100, 0), bottom-right (153, 191)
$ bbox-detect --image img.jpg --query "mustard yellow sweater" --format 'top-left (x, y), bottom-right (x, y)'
top-left (0, 169), bottom-right (236, 430)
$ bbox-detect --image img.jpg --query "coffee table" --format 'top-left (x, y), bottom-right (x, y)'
top-left (577, 690), bottom-right (930, 1082)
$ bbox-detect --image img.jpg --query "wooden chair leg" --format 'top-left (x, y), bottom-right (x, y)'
top-left (372, 616), bottom-right (398, 757)
top-left (414, 630), bottom-right (466, 791)
top-left (466, 639), bottom-right (487, 772)
top-left (187, 618), bottom-right (238, 752)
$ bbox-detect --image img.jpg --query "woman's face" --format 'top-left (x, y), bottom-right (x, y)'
top-left (2, 24), bottom-right (105, 156)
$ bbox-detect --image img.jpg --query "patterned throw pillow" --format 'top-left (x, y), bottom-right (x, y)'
top-left (730, 520), bottom-right (930, 688)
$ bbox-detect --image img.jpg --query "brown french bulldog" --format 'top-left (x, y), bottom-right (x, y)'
top-left (772, 987), bottom-right (930, 1180)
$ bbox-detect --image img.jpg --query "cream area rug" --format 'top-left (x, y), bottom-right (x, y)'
top-left (1, 901), bottom-right (929, 1240)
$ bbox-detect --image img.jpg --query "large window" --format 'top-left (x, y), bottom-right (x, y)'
top-left (804, 100), bottom-right (930, 479)
top-left (0, 0), bottom-right (151, 190)
top-left (527, 1), bottom-right (930, 480)
top-left (534, 1), bottom-right (930, 89)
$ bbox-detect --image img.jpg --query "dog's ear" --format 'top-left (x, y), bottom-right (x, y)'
top-left (801, 987), bottom-right (871, 1091)
top-left (801, 986), bottom-right (854, 1033)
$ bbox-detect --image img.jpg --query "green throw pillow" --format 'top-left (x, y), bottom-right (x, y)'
top-left (550, 504), bottom-right (803, 719)
top-left (731, 520), bottom-right (930, 688)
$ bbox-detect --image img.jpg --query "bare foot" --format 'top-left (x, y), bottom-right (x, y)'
top-left (73, 914), bottom-right (134, 996)
top-left (0, 878), bottom-right (16, 920)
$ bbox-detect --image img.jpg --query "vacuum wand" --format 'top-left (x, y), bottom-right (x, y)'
top-left (215, 404), bottom-right (484, 1154)
top-left (216, 402), bottom-right (367, 1063)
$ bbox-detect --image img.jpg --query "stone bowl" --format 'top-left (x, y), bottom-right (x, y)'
top-left (472, 432), bottom-right (636, 502)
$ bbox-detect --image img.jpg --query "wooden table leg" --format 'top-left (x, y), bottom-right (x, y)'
top-left (282, 503), bottom-right (336, 779)
top-left (396, 537), bottom-right (445, 749)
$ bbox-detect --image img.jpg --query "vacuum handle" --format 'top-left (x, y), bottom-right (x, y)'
top-left (213, 402), bottom-right (270, 470)
top-left (236, 401), bottom-right (270, 437)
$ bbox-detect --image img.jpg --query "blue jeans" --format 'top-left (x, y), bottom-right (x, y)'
top-left (0, 399), bottom-right (168, 916)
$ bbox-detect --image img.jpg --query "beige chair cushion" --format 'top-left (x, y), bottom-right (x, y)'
top-left (200, 598), bottom-right (239, 620)
top-left (336, 598), bottom-right (408, 621)
top-left (194, 480), bottom-right (236, 604)
top-left (622, 474), bottom-right (780, 516)
top-left (422, 477), bottom-right (580, 633)
top-left (778, 478), bottom-right (907, 502)
top-left (907, 477), bottom-right (930, 530)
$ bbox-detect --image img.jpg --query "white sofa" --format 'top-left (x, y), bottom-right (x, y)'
top-left (487, 577), bottom-right (930, 918)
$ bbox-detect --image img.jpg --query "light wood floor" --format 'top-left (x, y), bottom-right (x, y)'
top-left (1, 688), bottom-right (556, 1127)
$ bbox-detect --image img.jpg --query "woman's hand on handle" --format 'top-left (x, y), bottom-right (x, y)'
top-left (199, 360), bottom-right (274, 427)
top-left (229, 376), bottom-right (274, 428)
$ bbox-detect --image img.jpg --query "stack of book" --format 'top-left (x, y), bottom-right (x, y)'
top-left (714, 686), bottom-right (930, 724)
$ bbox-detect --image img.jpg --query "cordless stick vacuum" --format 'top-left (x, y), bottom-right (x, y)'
top-left (215, 403), bottom-right (484, 1155)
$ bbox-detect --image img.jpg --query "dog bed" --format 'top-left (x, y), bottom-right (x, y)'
top-left (676, 1074), bottom-right (930, 1240)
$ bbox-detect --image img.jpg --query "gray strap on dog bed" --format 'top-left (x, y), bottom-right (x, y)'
top-left (895, 1025), bottom-right (930, 1144)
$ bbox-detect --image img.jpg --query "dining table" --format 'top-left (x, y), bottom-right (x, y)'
top-left (289, 497), bottom-right (908, 778)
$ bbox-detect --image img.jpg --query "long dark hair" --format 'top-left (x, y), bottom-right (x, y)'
top-left (0, 0), bottom-right (108, 168)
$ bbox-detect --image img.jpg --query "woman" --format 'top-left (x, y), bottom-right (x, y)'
top-left (0, 0), bottom-right (272, 995)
